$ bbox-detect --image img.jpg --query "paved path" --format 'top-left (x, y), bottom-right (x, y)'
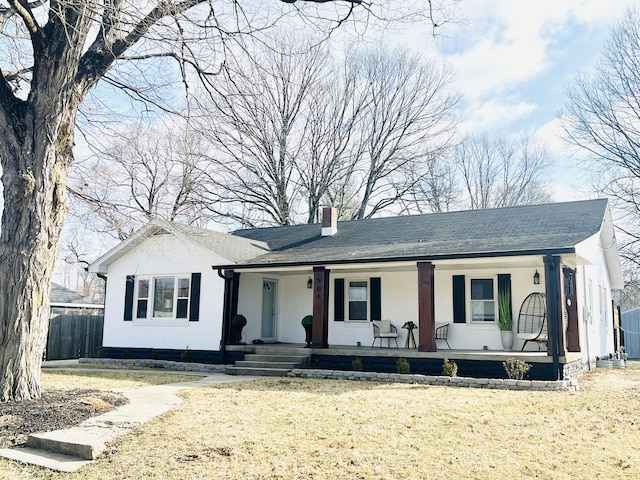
top-left (0, 365), bottom-right (259, 472)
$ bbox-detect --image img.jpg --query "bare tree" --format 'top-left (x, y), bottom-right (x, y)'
top-left (295, 56), bottom-right (365, 223)
top-left (455, 134), bottom-right (552, 210)
top-left (561, 7), bottom-right (640, 270)
top-left (1, 0), bottom-right (436, 401)
top-left (191, 42), bottom-right (459, 225)
top-left (343, 47), bottom-right (459, 219)
top-left (399, 155), bottom-right (458, 214)
top-left (69, 123), bottom-right (212, 241)
top-left (192, 35), bottom-right (329, 226)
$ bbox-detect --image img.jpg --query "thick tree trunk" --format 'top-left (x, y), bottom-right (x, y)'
top-left (0, 100), bottom-right (73, 402)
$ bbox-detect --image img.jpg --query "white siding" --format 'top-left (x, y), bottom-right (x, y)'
top-left (102, 234), bottom-right (227, 351)
top-left (236, 266), bottom-right (546, 350)
top-left (576, 233), bottom-right (616, 360)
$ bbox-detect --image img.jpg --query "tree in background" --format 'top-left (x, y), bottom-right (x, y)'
top-left (192, 36), bottom-right (330, 227)
top-left (338, 47), bottom-right (459, 220)
top-left (189, 41), bottom-right (459, 225)
top-left (561, 7), bottom-right (640, 304)
top-left (69, 123), bottom-right (212, 241)
top-left (0, 0), bottom-right (455, 402)
top-left (454, 133), bottom-right (552, 210)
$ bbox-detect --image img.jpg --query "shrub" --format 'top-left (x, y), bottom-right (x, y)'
top-left (181, 347), bottom-right (193, 363)
top-left (503, 357), bottom-right (531, 380)
top-left (396, 358), bottom-right (410, 374)
top-left (442, 358), bottom-right (458, 377)
top-left (231, 314), bottom-right (247, 326)
top-left (352, 357), bottom-right (363, 371)
top-left (301, 315), bottom-right (313, 326)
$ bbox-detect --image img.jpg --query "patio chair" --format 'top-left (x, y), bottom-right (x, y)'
top-left (372, 320), bottom-right (399, 348)
top-left (435, 323), bottom-right (451, 349)
top-left (517, 292), bottom-right (548, 351)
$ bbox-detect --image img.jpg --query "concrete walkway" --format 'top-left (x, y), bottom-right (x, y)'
top-left (0, 365), bottom-right (259, 472)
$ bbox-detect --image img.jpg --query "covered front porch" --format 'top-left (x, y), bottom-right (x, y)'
top-left (221, 253), bottom-right (583, 371)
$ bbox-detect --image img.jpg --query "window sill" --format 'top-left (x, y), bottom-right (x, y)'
top-left (465, 322), bottom-right (499, 328)
top-left (131, 319), bottom-right (191, 327)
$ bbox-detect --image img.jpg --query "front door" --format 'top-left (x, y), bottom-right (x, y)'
top-left (261, 280), bottom-right (277, 342)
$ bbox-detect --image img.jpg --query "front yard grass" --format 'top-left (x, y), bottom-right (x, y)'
top-left (1, 363), bottom-right (639, 479)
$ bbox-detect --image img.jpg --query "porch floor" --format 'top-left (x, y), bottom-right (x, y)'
top-left (226, 343), bottom-right (582, 364)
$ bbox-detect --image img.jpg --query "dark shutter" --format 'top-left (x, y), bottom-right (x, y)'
top-left (453, 275), bottom-right (466, 323)
top-left (497, 273), bottom-right (512, 318)
top-left (124, 275), bottom-right (135, 321)
top-left (189, 273), bottom-right (201, 322)
top-left (370, 277), bottom-right (381, 321)
top-left (334, 278), bottom-right (344, 321)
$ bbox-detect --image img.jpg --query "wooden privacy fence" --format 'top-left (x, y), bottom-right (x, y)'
top-left (46, 314), bottom-right (104, 360)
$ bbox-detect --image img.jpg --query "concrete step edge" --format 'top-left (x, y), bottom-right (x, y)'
top-left (26, 430), bottom-right (104, 460)
top-left (0, 447), bottom-right (91, 473)
top-left (235, 361), bottom-right (301, 368)
top-left (225, 366), bottom-right (291, 377)
top-left (244, 355), bottom-right (310, 362)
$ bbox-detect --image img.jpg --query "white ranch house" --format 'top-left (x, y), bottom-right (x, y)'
top-left (88, 199), bottom-right (623, 380)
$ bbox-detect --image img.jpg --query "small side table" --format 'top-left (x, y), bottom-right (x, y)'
top-left (402, 322), bottom-right (417, 349)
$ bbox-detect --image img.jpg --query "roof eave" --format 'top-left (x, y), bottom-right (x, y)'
top-left (212, 247), bottom-right (576, 271)
top-left (87, 222), bottom-right (166, 274)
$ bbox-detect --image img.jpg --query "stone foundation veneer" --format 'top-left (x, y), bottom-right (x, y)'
top-left (80, 358), bottom-right (227, 373)
top-left (78, 358), bottom-right (580, 391)
top-left (287, 368), bottom-right (580, 391)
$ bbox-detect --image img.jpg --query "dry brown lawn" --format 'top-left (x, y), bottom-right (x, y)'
top-left (1, 363), bottom-right (639, 479)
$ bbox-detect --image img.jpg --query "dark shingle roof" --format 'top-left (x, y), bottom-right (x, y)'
top-left (229, 199), bottom-right (608, 267)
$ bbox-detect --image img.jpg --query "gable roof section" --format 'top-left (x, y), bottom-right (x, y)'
top-left (227, 199), bottom-right (610, 268)
top-left (88, 219), bottom-right (269, 274)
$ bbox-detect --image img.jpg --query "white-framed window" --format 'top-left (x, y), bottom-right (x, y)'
top-left (347, 279), bottom-right (368, 321)
top-left (135, 276), bottom-right (190, 319)
top-left (470, 277), bottom-right (496, 323)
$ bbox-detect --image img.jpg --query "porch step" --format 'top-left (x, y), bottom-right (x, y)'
top-left (246, 354), bottom-right (311, 364)
top-left (227, 349), bottom-right (311, 377)
top-left (252, 346), bottom-right (309, 355)
top-left (234, 360), bottom-right (302, 369)
top-left (225, 366), bottom-right (291, 377)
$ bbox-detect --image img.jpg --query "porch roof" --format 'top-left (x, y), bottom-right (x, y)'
top-left (218, 199), bottom-right (609, 269)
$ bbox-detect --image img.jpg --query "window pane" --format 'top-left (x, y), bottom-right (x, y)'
top-left (471, 279), bottom-right (493, 300)
top-left (153, 278), bottom-right (175, 318)
top-left (349, 281), bottom-right (367, 301)
top-left (178, 278), bottom-right (190, 298)
top-left (471, 300), bottom-right (495, 322)
top-left (136, 299), bottom-right (148, 319)
top-left (349, 301), bottom-right (368, 321)
top-left (348, 281), bottom-right (368, 320)
top-left (176, 298), bottom-right (188, 318)
top-left (138, 280), bottom-right (149, 299)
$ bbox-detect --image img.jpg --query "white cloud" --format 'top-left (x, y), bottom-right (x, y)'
top-left (460, 97), bottom-right (537, 134)
top-left (430, 0), bottom-right (636, 132)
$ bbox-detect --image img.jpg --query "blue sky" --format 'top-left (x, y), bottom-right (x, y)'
top-left (383, 0), bottom-right (637, 200)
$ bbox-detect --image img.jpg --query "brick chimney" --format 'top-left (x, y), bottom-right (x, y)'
top-left (321, 207), bottom-right (338, 236)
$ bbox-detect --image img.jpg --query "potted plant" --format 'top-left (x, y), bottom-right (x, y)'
top-left (230, 314), bottom-right (247, 345)
top-left (301, 315), bottom-right (313, 348)
top-left (498, 291), bottom-right (513, 351)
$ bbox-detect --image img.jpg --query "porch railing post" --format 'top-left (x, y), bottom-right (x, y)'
top-left (417, 262), bottom-right (436, 352)
top-left (312, 266), bottom-right (330, 348)
top-left (544, 255), bottom-right (563, 380)
top-left (564, 267), bottom-right (580, 352)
